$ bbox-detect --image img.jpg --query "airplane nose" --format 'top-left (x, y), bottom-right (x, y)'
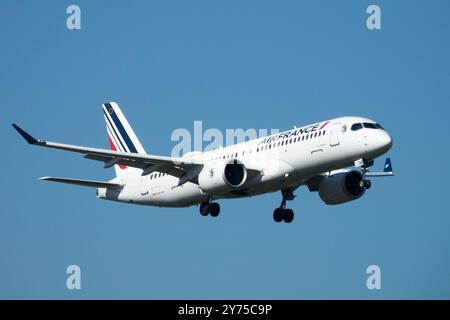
top-left (380, 131), bottom-right (393, 152)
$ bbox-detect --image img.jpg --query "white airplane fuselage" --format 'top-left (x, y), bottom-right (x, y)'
top-left (97, 116), bottom-right (393, 207)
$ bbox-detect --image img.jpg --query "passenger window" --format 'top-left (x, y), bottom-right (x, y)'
top-left (351, 123), bottom-right (363, 131)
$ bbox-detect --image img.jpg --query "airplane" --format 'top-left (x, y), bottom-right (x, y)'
top-left (12, 102), bottom-right (394, 223)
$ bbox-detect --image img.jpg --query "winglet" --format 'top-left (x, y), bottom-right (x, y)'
top-left (12, 124), bottom-right (38, 144)
top-left (384, 157), bottom-right (393, 173)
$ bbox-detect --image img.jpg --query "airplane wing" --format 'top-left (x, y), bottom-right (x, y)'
top-left (12, 124), bottom-right (202, 178)
top-left (364, 158), bottom-right (394, 177)
top-left (39, 177), bottom-right (123, 188)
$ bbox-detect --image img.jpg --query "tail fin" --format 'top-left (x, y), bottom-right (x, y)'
top-left (384, 157), bottom-right (393, 173)
top-left (102, 102), bottom-right (146, 177)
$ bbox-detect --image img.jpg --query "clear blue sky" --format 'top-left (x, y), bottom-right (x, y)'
top-left (1, 0), bottom-right (449, 299)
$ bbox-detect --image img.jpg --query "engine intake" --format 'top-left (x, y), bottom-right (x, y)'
top-left (198, 159), bottom-right (247, 194)
top-left (318, 171), bottom-right (366, 205)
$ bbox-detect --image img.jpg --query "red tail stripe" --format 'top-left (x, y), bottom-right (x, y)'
top-left (108, 135), bottom-right (127, 170)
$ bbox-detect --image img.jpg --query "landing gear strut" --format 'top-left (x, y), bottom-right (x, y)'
top-left (361, 159), bottom-right (373, 190)
top-left (199, 200), bottom-right (221, 217)
top-left (273, 189), bottom-right (295, 224)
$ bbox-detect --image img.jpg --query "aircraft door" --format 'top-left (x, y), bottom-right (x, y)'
top-left (140, 176), bottom-right (149, 195)
top-left (329, 123), bottom-right (341, 147)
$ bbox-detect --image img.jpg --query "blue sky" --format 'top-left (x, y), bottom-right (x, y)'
top-left (1, 0), bottom-right (450, 299)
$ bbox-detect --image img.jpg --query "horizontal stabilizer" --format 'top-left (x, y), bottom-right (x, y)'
top-left (39, 177), bottom-right (123, 188)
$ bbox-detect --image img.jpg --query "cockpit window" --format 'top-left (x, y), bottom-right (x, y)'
top-left (351, 123), bottom-right (363, 131)
top-left (363, 122), bottom-right (380, 129)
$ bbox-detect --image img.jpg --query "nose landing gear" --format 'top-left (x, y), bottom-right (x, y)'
top-left (360, 159), bottom-right (373, 190)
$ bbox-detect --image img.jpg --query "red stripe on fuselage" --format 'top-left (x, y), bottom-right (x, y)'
top-left (108, 135), bottom-right (127, 170)
top-left (319, 121), bottom-right (330, 130)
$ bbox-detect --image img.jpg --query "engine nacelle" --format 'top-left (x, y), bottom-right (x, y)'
top-left (198, 159), bottom-right (247, 194)
top-left (318, 171), bottom-right (366, 205)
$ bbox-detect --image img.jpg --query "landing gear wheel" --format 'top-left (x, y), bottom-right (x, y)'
top-left (199, 202), bottom-right (210, 216)
top-left (284, 209), bottom-right (294, 223)
top-left (273, 188), bottom-right (297, 223)
top-left (273, 208), bottom-right (284, 223)
top-left (209, 203), bottom-right (220, 217)
top-left (364, 179), bottom-right (372, 189)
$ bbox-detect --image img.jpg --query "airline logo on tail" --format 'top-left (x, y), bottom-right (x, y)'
top-left (102, 102), bottom-right (146, 174)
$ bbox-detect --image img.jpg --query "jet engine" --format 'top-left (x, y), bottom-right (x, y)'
top-left (198, 159), bottom-right (247, 194)
top-left (318, 171), bottom-right (366, 205)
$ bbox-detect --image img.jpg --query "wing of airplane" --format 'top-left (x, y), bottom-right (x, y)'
top-left (39, 177), bottom-right (124, 188)
top-left (364, 158), bottom-right (394, 177)
top-left (12, 124), bottom-right (202, 179)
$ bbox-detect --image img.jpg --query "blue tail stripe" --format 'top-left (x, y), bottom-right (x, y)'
top-left (104, 103), bottom-right (138, 153)
top-left (103, 109), bottom-right (128, 152)
top-left (106, 122), bottom-right (125, 153)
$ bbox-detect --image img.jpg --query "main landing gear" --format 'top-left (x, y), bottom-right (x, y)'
top-left (199, 201), bottom-right (221, 217)
top-left (273, 188), bottom-right (296, 224)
